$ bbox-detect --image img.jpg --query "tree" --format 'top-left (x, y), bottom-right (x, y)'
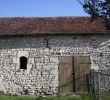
top-left (78, 0), bottom-right (110, 29)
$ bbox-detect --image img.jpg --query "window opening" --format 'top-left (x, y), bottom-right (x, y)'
top-left (20, 56), bottom-right (27, 69)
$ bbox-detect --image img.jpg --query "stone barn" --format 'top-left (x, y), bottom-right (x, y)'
top-left (0, 17), bottom-right (109, 95)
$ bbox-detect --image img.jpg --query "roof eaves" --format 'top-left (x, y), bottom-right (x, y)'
top-left (0, 32), bottom-right (109, 37)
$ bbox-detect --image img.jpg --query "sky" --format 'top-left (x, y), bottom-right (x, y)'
top-left (0, 0), bottom-right (89, 17)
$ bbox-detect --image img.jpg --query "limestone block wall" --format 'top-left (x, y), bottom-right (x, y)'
top-left (0, 35), bottom-right (109, 95)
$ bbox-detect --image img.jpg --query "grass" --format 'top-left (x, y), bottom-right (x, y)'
top-left (101, 91), bottom-right (110, 100)
top-left (0, 93), bottom-right (96, 100)
top-left (1, 92), bottom-right (110, 100)
top-left (0, 96), bottom-right (36, 100)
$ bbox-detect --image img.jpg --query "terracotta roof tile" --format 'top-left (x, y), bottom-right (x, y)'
top-left (0, 16), bottom-right (109, 36)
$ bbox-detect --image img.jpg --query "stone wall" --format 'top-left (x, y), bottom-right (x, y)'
top-left (0, 35), bottom-right (110, 95)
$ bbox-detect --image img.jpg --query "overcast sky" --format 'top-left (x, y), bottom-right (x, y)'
top-left (0, 0), bottom-right (89, 17)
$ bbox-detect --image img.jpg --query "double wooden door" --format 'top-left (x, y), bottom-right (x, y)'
top-left (58, 56), bottom-right (90, 93)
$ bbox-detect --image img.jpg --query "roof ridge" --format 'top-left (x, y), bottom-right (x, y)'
top-left (0, 16), bottom-right (90, 19)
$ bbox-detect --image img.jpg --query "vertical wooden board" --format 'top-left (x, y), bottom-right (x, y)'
top-left (58, 56), bottom-right (73, 93)
top-left (74, 56), bottom-right (90, 92)
top-left (74, 56), bottom-right (81, 92)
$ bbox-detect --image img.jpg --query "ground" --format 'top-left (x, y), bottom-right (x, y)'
top-left (0, 93), bottom-right (95, 100)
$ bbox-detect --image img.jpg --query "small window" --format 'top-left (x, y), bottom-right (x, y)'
top-left (20, 56), bottom-right (27, 69)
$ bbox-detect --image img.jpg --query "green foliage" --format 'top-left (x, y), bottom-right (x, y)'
top-left (78, 0), bottom-right (110, 29)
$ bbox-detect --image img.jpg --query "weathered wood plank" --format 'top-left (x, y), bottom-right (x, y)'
top-left (58, 56), bottom-right (73, 93)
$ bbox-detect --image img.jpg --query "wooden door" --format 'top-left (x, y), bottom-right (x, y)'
top-left (58, 56), bottom-right (90, 93)
top-left (58, 56), bottom-right (74, 93)
top-left (74, 56), bottom-right (91, 92)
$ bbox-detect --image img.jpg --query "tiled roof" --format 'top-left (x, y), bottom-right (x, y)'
top-left (0, 16), bottom-right (109, 36)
